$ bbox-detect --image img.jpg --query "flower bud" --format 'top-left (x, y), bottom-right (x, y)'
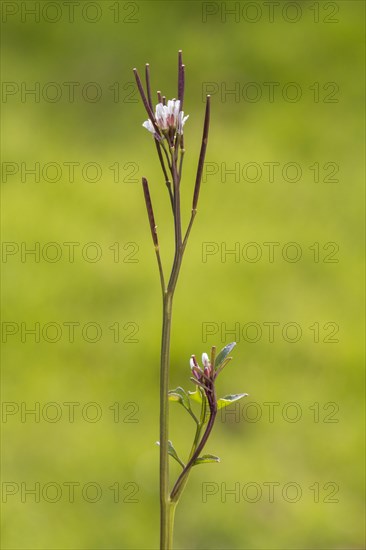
top-left (192, 367), bottom-right (201, 380)
top-left (190, 355), bottom-right (199, 369)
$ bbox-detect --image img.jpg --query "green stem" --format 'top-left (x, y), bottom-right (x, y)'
top-left (160, 171), bottom-right (183, 549)
top-left (188, 391), bottom-right (206, 460)
top-left (160, 131), bottom-right (199, 549)
top-left (160, 292), bottom-right (173, 549)
top-left (170, 405), bottom-right (217, 503)
top-left (168, 393), bottom-right (207, 504)
top-left (168, 502), bottom-right (177, 547)
top-left (161, 500), bottom-right (176, 549)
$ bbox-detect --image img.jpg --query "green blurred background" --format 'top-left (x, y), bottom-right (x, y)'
top-left (1, 1), bottom-right (364, 548)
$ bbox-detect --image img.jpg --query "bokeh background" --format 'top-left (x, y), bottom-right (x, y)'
top-left (1, 1), bottom-right (365, 548)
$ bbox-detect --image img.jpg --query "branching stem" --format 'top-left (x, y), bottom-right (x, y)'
top-left (136, 53), bottom-right (211, 550)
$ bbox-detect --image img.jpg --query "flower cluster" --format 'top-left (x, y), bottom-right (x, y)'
top-left (134, 51), bottom-right (210, 224)
top-left (190, 353), bottom-right (214, 383)
top-left (190, 351), bottom-right (218, 410)
top-left (189, 343), bottom-right (238, 410)
top-left (143, 99), bottom-right (189, 134)
top-left (143, 99), bottom-right (189, 137)
top-left (169, 342), bottom-right (247, 502)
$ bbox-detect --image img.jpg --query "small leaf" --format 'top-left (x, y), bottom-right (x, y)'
top-left (215, 342), bottom-right (236, 369)
top-left (188, 387), bottom-right (203, 404)
top-left (169, 387), bottom-right (191, 411)
top-left (156, 440), bottom-right (185, 469)
top-left (194, 454), bottom-right (220, 465)
top-left (217, 393), bottom-right (248, 410)
top-left (170, 387), bottom-right (199, 423)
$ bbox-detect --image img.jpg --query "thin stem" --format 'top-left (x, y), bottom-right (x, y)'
top-left (155, 249), bottom-right (166, 295)
top-left (159, 132), bottom-right (185, 549)
top-left (154, 140), bottom-right (174, 211)
top-left (169, 393), bottom-right (207, 504)
top-left (178, 148), bottom-right (185, 184)
top-left (160, 251), bottom-right (184, 550)
top-left (169, 148), bottom-right (182, 290)
top-left (155, 141), bottom-right (170, 179)
top-left (170, 401), bottom-right (217, 503)
top-left (168, 502), bottom-right (177, 548)
top-left (160, 291), bottom-right (173, 549)
top-left (174, 125), bottom-right (182, 162)
top-left (182, 209), bottom-right (197, 254)
top-left (160, 139), bottom-right (173, 171)
top-left (188, 390), bottom-right (206, 460)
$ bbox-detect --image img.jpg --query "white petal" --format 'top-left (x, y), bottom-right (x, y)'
top-left (202, 352), bottom-right (210, 367)
top-left (177, 112), bottom-right (189, 134)
top-left (155, 103), bottom-right (164, 118)
top-left (173, 100), bottom-right (180, 120)
top-left (167, 100), bottom-right (175, 115)
top-left (142, 120), bottom-right (155, 134)
top-left (156, 102), bottom-right (169, 129)
top-left (190, 357), bottom-right (196, 370)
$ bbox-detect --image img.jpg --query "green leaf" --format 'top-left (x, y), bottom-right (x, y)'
top-left (215, 342), bottom-right (236, 369)
top-left (217, 393), bottom-right (248, 410)
top-left (169, 387), bottom-right (191, 411)
top-left (169, 386), bottom-right (199, 423)
top-left (194, 454), bottom-right (220, 465)
top-left (156, 440), bottom-right (185, 469)
top-left (188, 387), bottom-right (203, 404)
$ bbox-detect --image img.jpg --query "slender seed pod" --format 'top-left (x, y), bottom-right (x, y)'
top-left (133, 68), bottom-right (160, 135)
top-left (192, 95), bottom-right (211, 211)
top-left (145, 63), bottom-right (153, 110)
top-left (142, 177), bottom-right (159, 249)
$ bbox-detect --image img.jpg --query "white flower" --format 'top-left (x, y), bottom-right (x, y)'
top-left (155, 102), bottom-right (169, 130)
top-left (202, 352), bottom-right (210, 367)
top-left (190, 357), bottom-right (196, 370)
top-left (142, 98), bottom-right (189, 136)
